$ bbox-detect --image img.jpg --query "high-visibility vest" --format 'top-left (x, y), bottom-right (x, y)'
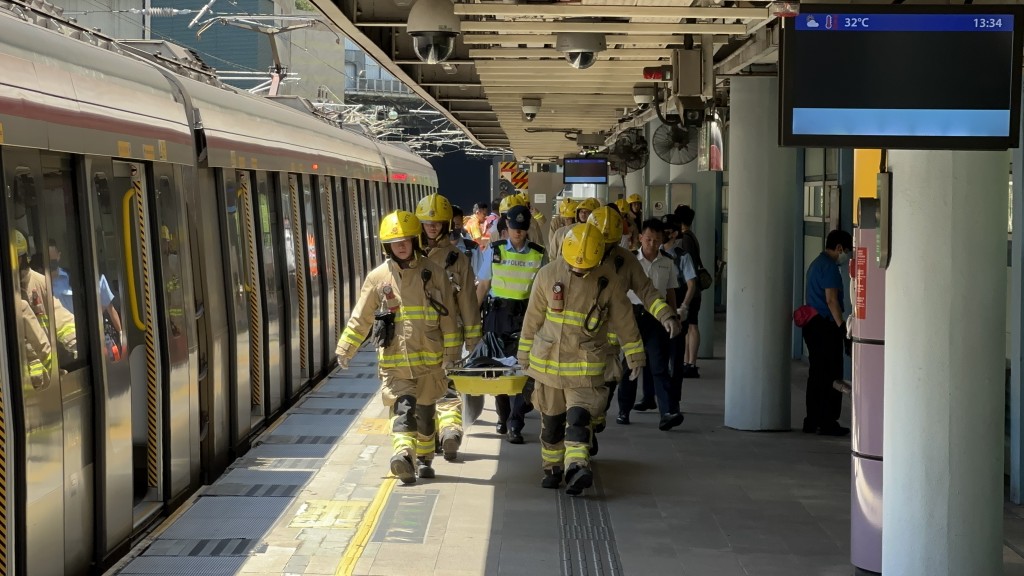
top-left (490, 243), bottom-right (543, 300)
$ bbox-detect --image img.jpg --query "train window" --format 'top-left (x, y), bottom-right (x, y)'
top-left (4, 150), bottom-right (90, 380)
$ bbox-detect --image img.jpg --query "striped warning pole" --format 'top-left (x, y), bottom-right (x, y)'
top-left (133, 175), bottom-right (160, 488)
top-left (239, 174), bottom-right (262, 407)
top-left (289, 177), bottom-right (308, 373)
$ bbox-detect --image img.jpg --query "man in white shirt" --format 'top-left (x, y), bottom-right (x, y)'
top-left (617, 219), bottom-right (685, 431)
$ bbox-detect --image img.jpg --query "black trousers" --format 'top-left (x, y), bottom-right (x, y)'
top-left (802, 315), bottom-right (844, 428)
top-left (484, 298), bottom-right (531, 430)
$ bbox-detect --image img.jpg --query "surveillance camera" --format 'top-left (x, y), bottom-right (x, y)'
top-left (555, 32), bottom-right (606, 70)
top-left (407, 0), bottom-right (461, 64)
top-left (633, 85), bottom-right (656, 106)
top-left (522, 98), bottom-right (541, 121)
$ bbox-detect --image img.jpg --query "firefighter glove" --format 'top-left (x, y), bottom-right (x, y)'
top-left (629, 365), bottom-right (643, 381)
top-left (338, 355), bottom-right (350, 370)
top-left (663, 316), bottom-right (683, 339)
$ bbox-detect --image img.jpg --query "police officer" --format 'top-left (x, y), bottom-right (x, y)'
top-left (584, 208), bottom-right (682, 438)
top-left (335, 211), bottom-right (461, 484)
top-left (517, 223), bottom-right (644, 495)
top-left (476, 205), bottom-right (544, 444)
top-left (416, 193), bottom-right (482, 462)
top-left (548, 197), bottom-right (578, 249)
top-left (550, 197), bottom-right (601, 262)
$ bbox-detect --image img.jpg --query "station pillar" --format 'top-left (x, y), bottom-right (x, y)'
top-left (882, 149), bottom-right (1008, 575)
top-left (723, 76), bottom-right (799, 430)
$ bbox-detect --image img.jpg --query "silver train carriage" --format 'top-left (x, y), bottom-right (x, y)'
top-left (0, 0), bottom-right (437, 573)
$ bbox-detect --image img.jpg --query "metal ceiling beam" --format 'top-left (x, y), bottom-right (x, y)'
top-left (453, 4), bottom-right (769, 19)
top-left (462, 34), bottom-right (731, 46)
top-left (475, 60), bottom-right (664, 70)
top-left (394, 59), bottom-right (476, 65)
top-left (461, 21), bottom-right (748, 34)
top-left (714, 24), bottom-right (780, 75)
top-left (309, 0), bottom-right (486, 149)
top-left (470, 48), bottom-right (671, 59)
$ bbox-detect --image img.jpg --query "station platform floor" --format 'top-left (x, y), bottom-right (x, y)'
top-left (109, 320), bottom-right (1024, 576)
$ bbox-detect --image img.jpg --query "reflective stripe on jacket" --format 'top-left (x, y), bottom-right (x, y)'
top-left (490, 244), bottom-right (543, 300)
top-left (426, 237), bottom-right (482, 349)
top-left (336, 255), bottom-right (461, 378)
top-left (517, 260), bottom-right (644, 389)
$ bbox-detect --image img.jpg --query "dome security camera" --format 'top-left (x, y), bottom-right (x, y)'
top-left (407, 0), bottom-right (461, 64)
top-left (522, 98), bottom-right (541, 122)
top-left (555, 32), bottom-right (606, 70)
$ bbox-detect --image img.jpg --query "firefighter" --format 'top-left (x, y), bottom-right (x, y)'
top-left (549, 197), bottom-right (601, 262)
top-left (585, 207), bottom-right (682, 437)
top-left (519, 192), bottom-right (547, 232)
top-left (488, 193), bottom-right (528, 241)
top-left (416, 193), bottom-right (481, 462)
top-left (476, 205), bottom-right (544, 444)
top-left (335, 211), bottom-right (462, 484)
top-left (624, 193), bottom-right (644, 250)
top-left (517, 223), bottom-right (644, 495)
top-left (14, 230), bottom-right (77, 360)
top-left (548, 197), bottom-right (578, 249)
top-left (18, 297), bottom-right (52, 390)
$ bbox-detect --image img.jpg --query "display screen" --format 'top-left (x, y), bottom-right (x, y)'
top-left (780, 4), bottom-right (1024, 149)
top-left (563, 157), bottom-right (609, 184)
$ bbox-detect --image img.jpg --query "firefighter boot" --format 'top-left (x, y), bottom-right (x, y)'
top-left (390, 454), bottom-right (416, 485)
top-left (417, 457), bottom-right (435, 479)
top-left (440, 430), bottom-right (461, 462)
top-left (564, 464), bottom-right (594, 496)
top-left (542, 467), bottom-right (563, 489)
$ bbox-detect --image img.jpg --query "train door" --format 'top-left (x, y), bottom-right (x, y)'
top-left (284, 174), bottom-right (308, 397)
top-left (333, 179), bottom-right (353, 330)
top-left (367, 182), bottom-right (382, 268)
top-left (320, 177), bottom-right (339, 356)
top-left (3, 151), bottom-right (101, 575)
top-left (185, 166), bottom-right (231, 485)
top-left (149, 164), bottom-right (199, 503)
top-left (255, 172), bottom-right (284, 416)
top-left (216, 169), bottom-right (264, 447)
top-left (344, 179), bottom-right (364, 309)
top-left (302, 175), bottom-right (324, 377)
top-left (85, 159), bottom-right (168, 538)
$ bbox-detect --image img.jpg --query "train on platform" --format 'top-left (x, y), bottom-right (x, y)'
top-left (0, 0), bottom-right (437, 572)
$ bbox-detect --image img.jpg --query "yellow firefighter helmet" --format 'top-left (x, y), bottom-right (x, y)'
top-left (558, 197), bottom-right (579, 218)
top-left (499, 193), bottom-right (527, 214)
top-left (561, 223), bottom-right (605, 271)
top-left (587, 206), bottom-right (623, 245)
top-left (415, 193), bottom-right (453, 223)
top-left (379, 210), bottom-right (422, 247)
top-left (13, 230), bottom-right (28, 257)
top-left (626, 193), bottom-right (642, 205)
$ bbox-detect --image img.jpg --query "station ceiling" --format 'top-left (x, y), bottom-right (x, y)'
top-left (311, 0), bottom-right (782, 160)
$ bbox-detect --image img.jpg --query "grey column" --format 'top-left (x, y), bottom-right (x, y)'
top-left (883, 149), bottom-right (1008, 575)
top-left (723, 76), bottom-right (799, 430)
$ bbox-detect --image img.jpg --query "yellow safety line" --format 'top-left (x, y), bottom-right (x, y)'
top-left (334, 477), bottom-right (396, 576)
top-left (122, 187), bottom-right (145, 331)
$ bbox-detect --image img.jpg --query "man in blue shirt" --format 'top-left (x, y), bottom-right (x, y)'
top-left (802, 229), bottom-right (853, 436)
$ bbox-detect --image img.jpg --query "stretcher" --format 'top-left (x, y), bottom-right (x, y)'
top-left (445, 359), bottom-right (527, 426)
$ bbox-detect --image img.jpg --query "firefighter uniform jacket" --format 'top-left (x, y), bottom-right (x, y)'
top-left (517, 260), bottom-right (644, 390)
top-left (425, 236), bottom-right (482, 350)
top-left (18, 298), bottom-right (52, 389)
top-left (21, 268), bottom-right (77, 359)
top-left (548, 223), bottom-right (574, 264)
top-left (336, 255), bottom-right (461, 379)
